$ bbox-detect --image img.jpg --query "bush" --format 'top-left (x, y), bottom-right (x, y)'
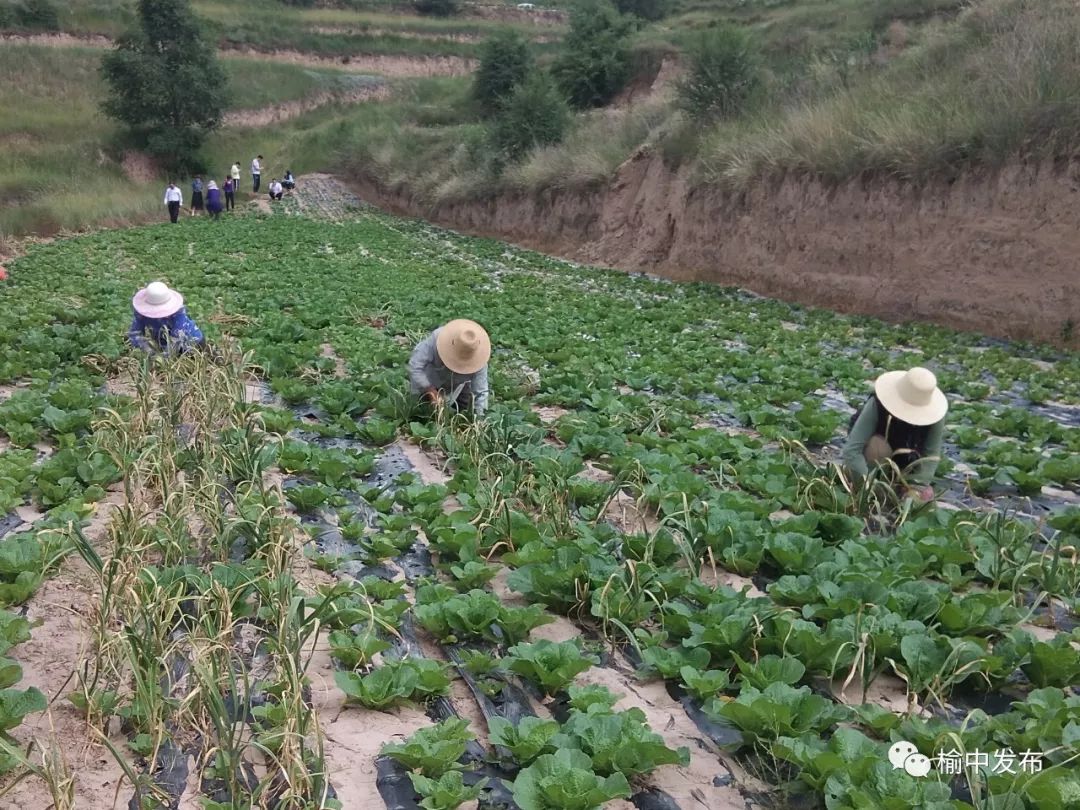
top-left (677, 26), bottom-right (761, 121)
top-left (552, 0), bottom-right (634, 109)
top-left (414, 0), bottom-right (458, 16)
top-left (489, 72), bottom-right (571, 161)
top-left (473, 30), bottom-right (533, 116)
top-left (0, 0), bottom-right (60, 29)
top-left (614, 0), bottom-right (667, 21)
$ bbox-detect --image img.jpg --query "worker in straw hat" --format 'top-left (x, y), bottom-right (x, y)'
top-left (408, 319), bottom-right (491, 416)
top-left (128, 281), bottom-right (205, 354)
top-left (842, 367), bottom-right (948, 501)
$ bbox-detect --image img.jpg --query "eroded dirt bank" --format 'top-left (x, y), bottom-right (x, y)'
top-left (354, 152), bottom-right (1080, 348)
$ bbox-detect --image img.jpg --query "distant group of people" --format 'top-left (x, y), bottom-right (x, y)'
top-left (163, 156), bottom-right (296, 222)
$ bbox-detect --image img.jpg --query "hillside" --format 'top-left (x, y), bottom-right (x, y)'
top-left (4, 0), bottom-right (1079, 250)
top-left (0, 0), bottom-right (561, 246)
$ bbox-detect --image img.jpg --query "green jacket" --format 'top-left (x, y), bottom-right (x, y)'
top-left (842, 397), bottom-right (944, 485)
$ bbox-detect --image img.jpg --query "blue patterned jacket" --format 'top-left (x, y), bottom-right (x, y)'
top-left (128, 308), bottom-right (205, 353)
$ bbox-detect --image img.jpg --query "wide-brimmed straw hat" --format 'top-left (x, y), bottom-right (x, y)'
top-left (133, 282), bottom-right (184, 319)
top-left (875, 367), bottom-right (948, 426)
top-left (436, 319), bottom-right (490, 375)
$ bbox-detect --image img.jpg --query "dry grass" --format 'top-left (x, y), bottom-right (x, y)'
top-left (696, 0), bottom-right (1080, 185)
top-left (342, 0), bottom-right (1080, 203)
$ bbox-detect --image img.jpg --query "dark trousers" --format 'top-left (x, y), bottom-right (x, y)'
top-left (225, 191), bottom-right (235, 210)
top-left (270, 192), bottom-right (282, 200)
top-left (168, 201), bottom-right (180, 223)
top-left (253, 174), bottom-right (261, 193)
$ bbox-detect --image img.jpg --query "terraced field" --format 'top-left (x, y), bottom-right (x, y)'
top-left (0, 183), bottom-right (1078, 808)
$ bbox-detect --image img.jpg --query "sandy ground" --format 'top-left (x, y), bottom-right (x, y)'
top-left (1, 488), bottom-right (134, 810)
top-left (318, 344), bottom-right (350, 380)
top-left (306, 633), bottom-right (433, 807)
top-left (394, 439), bottom-right (450, 486)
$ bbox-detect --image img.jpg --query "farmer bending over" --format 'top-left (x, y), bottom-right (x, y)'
top-left (128, 282), bottom-right (205, 354)
top-left (842, 367), bottom-right (947, 502)
top-left (409, 320), bottom-right (490, 416)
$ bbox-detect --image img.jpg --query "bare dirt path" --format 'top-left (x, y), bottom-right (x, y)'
top-left (1, 489), bottom-right (136, 810)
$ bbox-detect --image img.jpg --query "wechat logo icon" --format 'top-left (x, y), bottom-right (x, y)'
top-left (889, 741), bottom-right (932, 778)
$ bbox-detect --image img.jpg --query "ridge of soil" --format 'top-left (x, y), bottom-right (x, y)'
top-left (1, 33), bottom-right (475, 77)
top-left (224, 83), bottom-right (391, 128)
top-left (1, 488), bottom-right (135, 810)
top-left (350, 154), bottom-right (1080, 348)
top-left (224, 47), bottom-right (475, 77)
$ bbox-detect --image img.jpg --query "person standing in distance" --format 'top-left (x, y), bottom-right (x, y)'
top-left (164, 182), bottom-right (183, 223)
top-left (190, 175), bottom-right (205, 217)
top-left (206, 180), bottom-right (223, 221)
top-left (231, 160), bottom-right (241, 191)
top-left (251, 155), bottom-right (263, 193)
top-left (223, 176), bottom-right (236, 212)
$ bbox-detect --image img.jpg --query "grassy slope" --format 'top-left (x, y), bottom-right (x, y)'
top-left (11, 0), bottom-right (1078, 240)
top-left (0, 0), bottom-right (550, 243)
top-left (52, 0), bottom-right (564, 55)
top-left (0, 43), bottom-right (407, 241)
top-left (340, 0), bottom-right (1080, 203)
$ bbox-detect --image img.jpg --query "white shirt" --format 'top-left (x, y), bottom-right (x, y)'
top-left (270, 182), bottom-right (283, 195)
top-left (164, 187), bottom-right (183, 205)
top-left (231, 164), bottom-right (241, 180)
top-left (251, 159), bottom-right (261, 175)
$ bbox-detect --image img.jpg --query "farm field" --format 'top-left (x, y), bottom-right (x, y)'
top-left (0, 180), bottom-right (1078, 808)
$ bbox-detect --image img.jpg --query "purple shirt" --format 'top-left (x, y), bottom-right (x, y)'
top-left (207, 187), bottom-right (223, 212)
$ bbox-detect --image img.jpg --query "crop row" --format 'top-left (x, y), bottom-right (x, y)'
top-left (0, 212), bottom-right (1078, 807)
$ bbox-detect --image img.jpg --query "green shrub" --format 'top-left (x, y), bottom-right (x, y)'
top-left (552, 0), bottom-right (634, 109)
top-left (100, 0), bottom-right (228, 172)
top-left (489, 72), bottom-right (571, 161)
top-left (414, 0), bottom-right (458, 16)
top-left (615, 0), bottom-right (667, 21)
top-left (0, 0), bottom-right (60, 30)
top-left (473, 30), bottom-right (533, 116)
top-left (677, 26), bottom-right (761, 121)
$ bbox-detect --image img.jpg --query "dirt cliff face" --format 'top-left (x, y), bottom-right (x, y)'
top-left (355, 152), bottom-right (1080, 348)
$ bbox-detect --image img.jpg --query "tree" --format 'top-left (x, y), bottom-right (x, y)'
top-left (489, 72), bottom-right (571, 161)
top-left (473, 30), bottom-right (533, 116)
top-left (413, 0), bottom-right (458, 16)
top-left (614, 0), bottom-right (667, 22)
top-left (100, 0), bottom-right (228, 171)
top-left (0, 0), bottom-right (60, 30)
top-left (677, 26), bottom-right (761, 121)
top-left (551, 0), bottom-right (633, 109)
